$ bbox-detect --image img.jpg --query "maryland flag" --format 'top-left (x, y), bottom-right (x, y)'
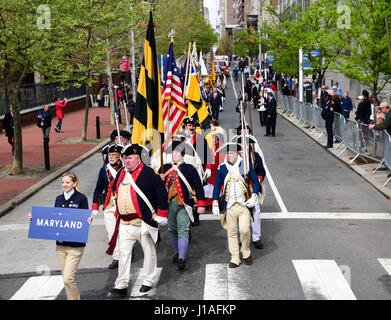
top-left (188, 99), bottom-right (210, 131)
top-left (132, 12), bottom-right (163, 152)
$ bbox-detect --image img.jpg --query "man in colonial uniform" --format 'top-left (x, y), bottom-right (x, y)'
top-left (212, 142), bottom-right (260, 268)
top-left (160, 137), bottom-right (206, 270)
top-left (107, 144), bottom-right (168, 298)
top-left (181, 116), bottom-right (212, 226)
top-left (236, 134), bottom-right (266, 249)
top-left (92, 144), bottom-right (124, 269)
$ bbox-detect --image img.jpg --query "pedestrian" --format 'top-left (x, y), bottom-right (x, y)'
top-left (29, 172), bottom-right (93, 300)
top-left (252, 81), bottom-right (260, 110)
top-left (160, 137), bottom-right (206, 271)
top-left (212, 142), bottom-right (261, 268)
top-left (321, 94), bottom-right (334, 148)
top-left (369, 102), bottom-right (391, 135)
top-left (355, 95), bottom-right (371, 124)
top-left (209, 87), bottom-right (223, 121)
top-left (265, 92), bottom-right (277, 137)
top-left (2, 105), bottom-right (15, 154)
top-left (281, 83), bottom-right (290, 96)
top-left (217, 85), bottom-right (225, 112)
top-left (103, 84), bottom-right (109, 108)
top-left (257, 89), bottom-right (267, 126)
top-left (37, 104), bottom-right (52, 141)
top-left (107, 144), bottom-right (168, 298)
top-left (92, 144), bottom-right (124, 270)
top-left (54, 96), bottom-right (67, 133)
top-left (341, 92), bottom-right (353, 119)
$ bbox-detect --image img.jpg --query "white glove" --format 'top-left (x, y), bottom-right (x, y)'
top-left (204, 168), bottom-right (212, 179)
top-left (212, 206), bottom-right (220, 216)
top-left (154, 215), bottom-right (168, 226)
top-left (245, 194), bottom-right (258, 208)
top-left (92, 210), bottom-right (99, 216)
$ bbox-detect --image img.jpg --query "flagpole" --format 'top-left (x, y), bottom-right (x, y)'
top-left (183, 42), bottom-right (192, 109)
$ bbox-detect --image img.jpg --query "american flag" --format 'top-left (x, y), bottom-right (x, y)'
top-left (162, 42), bottom-right (187, 151)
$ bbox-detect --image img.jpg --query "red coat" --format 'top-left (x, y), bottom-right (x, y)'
top-left (55, 100), bottom-right (67, 119)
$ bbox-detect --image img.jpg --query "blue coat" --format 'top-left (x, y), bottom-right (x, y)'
top-left (213, 159), bottom-right (260, 210)
top-left (54, 190), bottom-right (89, 247)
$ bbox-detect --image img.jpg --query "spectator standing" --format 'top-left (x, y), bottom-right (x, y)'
top-left (2, 105), bottom-right (14, 154)
top-left (341, 92), bottom-right (353, 119)
top-left (37, 104), bottom-right (52, 141)
top-left (103, 84), bottom-right (109, 108)
top-left (369, 102), bottom-right (391, 135)
top-left (257, 89), bottom-right (267, 126)
top-left (54, 96), bottom-right (68, 133)
top-left (251, 81), bottom-right (260, 110)
top-left (331, 94), bottom-right (342, 114)
top-left (355, 95), bottom-right (371, 124)
top-left (265, 92), bottom-right (277, 137)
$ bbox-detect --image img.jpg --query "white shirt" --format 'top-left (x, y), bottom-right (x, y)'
top-left (64, 188), bottom-right (75, 201)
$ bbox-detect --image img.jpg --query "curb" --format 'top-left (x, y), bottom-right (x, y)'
top-left (0, 138), bottom-right (111, 217)
top-left (277, 107), bottom-right (391, 200)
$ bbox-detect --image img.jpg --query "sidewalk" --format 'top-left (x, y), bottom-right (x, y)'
top-left (0, 105), bottom-right (120, 216)
top-left (277, 100), bottom-right (391, 200)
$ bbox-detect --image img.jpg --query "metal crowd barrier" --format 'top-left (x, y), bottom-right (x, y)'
top-left (278, 94), bottom-right (390, 169)
top-left (373, 131), bottom-right (391, 187)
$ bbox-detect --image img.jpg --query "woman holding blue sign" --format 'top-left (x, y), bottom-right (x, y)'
top-left (29, 172), bottom-right (92, 300)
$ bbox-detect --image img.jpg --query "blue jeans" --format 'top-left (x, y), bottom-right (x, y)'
top-left (56, 119), bottom-right (63, 130)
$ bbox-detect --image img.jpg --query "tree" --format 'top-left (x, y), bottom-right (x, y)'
top-left (40, 0), bottom-right (146, 141)
top-left (263, 0), bottom-right (349, 86)
top-left (216, 33), bottom-right (233, 56)
top-left (0, 1), bottom-right (61, 174)
top-left (153, 0), bottom-right (217, 57)
top-left (336, 0), bottom-right (391, 104)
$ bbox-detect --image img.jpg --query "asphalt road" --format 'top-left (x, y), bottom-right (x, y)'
top-left (0, 71), bottom-right (390, 301)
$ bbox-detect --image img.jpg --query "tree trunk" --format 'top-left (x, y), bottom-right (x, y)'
top-left (8, 86), bottom-right (23, 174)
top-left (81, 84), bottom-right (90, 141)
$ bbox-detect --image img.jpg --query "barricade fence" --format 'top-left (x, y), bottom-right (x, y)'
top-left (278, 92), bottom-right (391, 185)
top-left (0, 82), bottom-right (86, 117)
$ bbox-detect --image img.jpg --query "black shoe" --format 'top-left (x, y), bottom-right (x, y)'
top-left (177, 258), bottom-right (185, 271)
top-left (107, 287), bottom-right (127, 298)
top-left (192, 220), bottom-right (200, 226)
top-left (54, 128), bottom-right (60, 133)
top-left (109, 259), bottom-right (118, 269)
top-left (244, 255), bottom-right (253, 265)
top-left (228, 262), bottom-right (240, 268)
top-left (173, 253), bottom-right (179, 264)
top-left (264, 134), bottom-right (270, 136)
top-left (387, 173), bottom-right (391, 178)
top-left (272, 134), bottom-right (275, 137)
top-left (253, 240), bottom-right (264, 249)
top-left (139, 285), bottom-right (152, 293)
top-left (325, 145), bottom-right (333, 148)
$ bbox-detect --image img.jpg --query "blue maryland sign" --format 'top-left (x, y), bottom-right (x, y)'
top-left (28, 206), bottom-right (91, 243)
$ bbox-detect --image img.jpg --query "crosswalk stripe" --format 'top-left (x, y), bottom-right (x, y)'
top-left (377, 258), bottom-right (391, 275)
top-left (292, 260), bottom-right (356, 300)
top-left (204, 264), bottom-right (227, 300)
top-left (129, 267), bottom-right (162, 299)
top-left (204, 264), bottom-right (251, 300)
top-left (10, 275), bottom-right (64, 300)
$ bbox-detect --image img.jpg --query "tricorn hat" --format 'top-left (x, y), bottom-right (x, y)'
top-left (183, 116), bottom-right (200, 127)
top-left (110, 129), bottom-right (132, 141)
top-left (121, 143), bottom-right (143, 156)
top-left (215, 142), bottom-right (242, 154)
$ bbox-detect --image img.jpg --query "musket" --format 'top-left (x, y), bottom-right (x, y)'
top-left (240, 72), bottom-right (252, 200)
top-left (113, 84), bottom-right (122, 146)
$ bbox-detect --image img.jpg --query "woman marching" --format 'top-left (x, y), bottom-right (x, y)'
top-left (29, 172), bottom-right (92, 300)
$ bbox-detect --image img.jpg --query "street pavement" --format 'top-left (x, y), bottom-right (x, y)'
top-left (0, 72), bottom-right (391, 301)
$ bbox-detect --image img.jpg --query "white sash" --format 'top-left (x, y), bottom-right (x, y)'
top-left (172, 165), bottom-right (195, 222)
top-left (106, 163), bottom-right (118, 179)
top-left (125, 171), bottom-right (159, 243)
